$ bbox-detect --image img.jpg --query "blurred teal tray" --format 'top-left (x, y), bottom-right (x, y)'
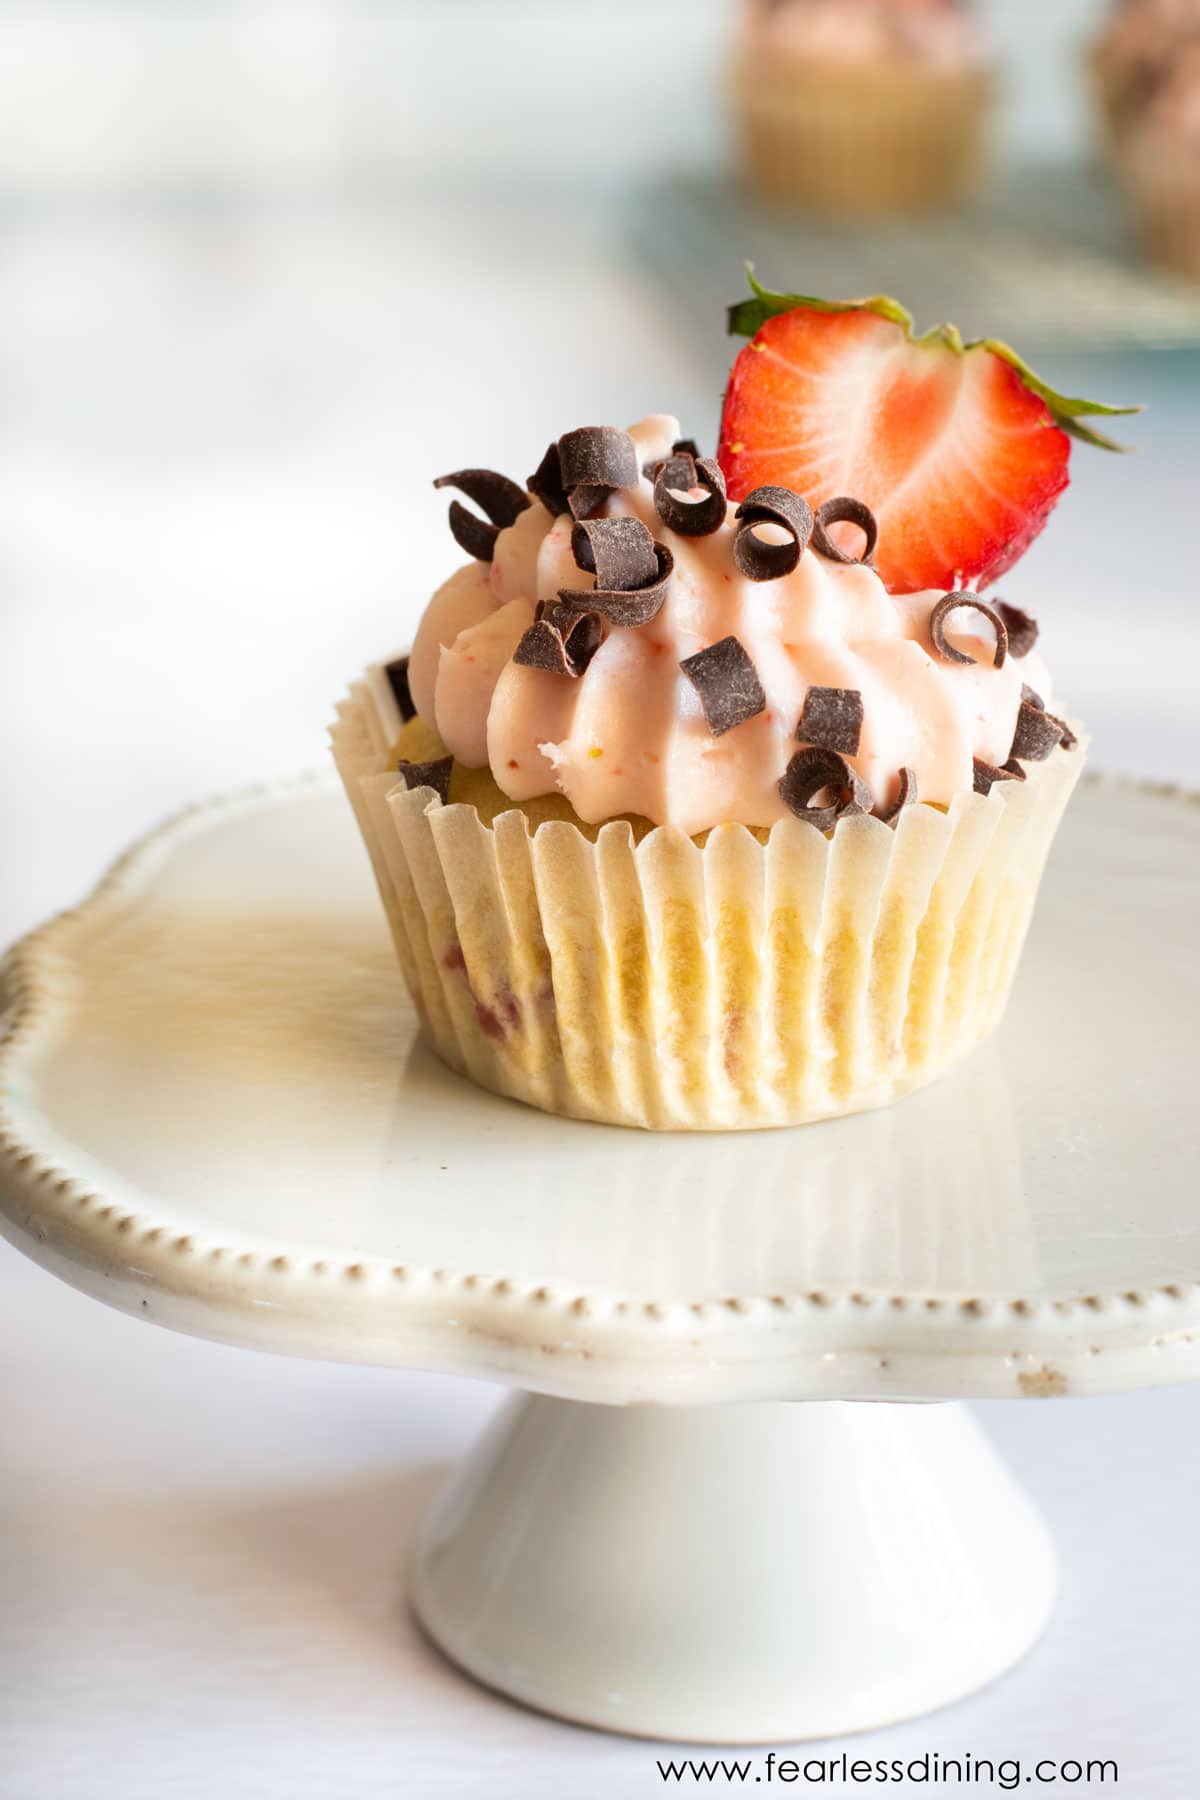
top-left (629, 163), bottom-right (1200, 360)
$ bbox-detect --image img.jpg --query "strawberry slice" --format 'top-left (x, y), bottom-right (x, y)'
top-left (719, 276), bottom-right (1138, 594)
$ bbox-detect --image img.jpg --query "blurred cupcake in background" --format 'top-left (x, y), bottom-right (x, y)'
top-left (1114, 38), bottom-right (1200, 278)
top-left (1088, 0), bottom-right (1200, 146)
top-left (731, 0), bottom-right (993, 213)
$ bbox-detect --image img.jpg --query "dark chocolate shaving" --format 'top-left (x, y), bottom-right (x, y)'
top-left (560, 543), bottom-right (674, 628)
top-left (433, 468), bottom-right (528, 528)
top-left (558, 426), bottom-right (638, 494)
top-left (527, 441), bottom-right (569, 516)
top-left (972, 757), bottom-right (1021, 796)
top-left (384, 654), bottom-right (416, 722)
top-left (929, 593), bottom-right (1009, 669)
top-left (811, 496), bottom-right (878, 566)
top-left (433, 468), bottom-right (530, 563)
top-left (396, 756), bottom-right (453, 805)
top-left (562, 610), bottom-right (603, 672)
top-left (644, 438), bottom-right (703, 482)
top-left (679, 635), bottom-right (766, 737)
top-left (1044, 710), bottom-right (1078, 751)
top-left (513, 610), bottom-right (602, 679)
top-left (440, 499), bottom-right (499, 563)
top-left (536, 596), bottom-right (585, 633)
top-left (655, 451), bottom-right (694, 491)
top-left (1021, 682), bottom-right (1045, 710)
top-left (570, 516), bottom-right (659, 591)
top-left (733, 485), bottom-right (814, 581)
top-left (558, 516), bottom-right (674, 627)
top-left (568, 484), bottom-right (609, 521)
top-left (997, 601), bottom-right (1039, 660)
top-left (1009, 700), bottom-right (1064, 763)
top-left (797, 685), bottom-right (864, 756)
top-left (779, 746), bottom-right (871, 830)
top-left (653, 453), bottom-right (727, 537)
top-left (514, 620), bottom-right (573, 676)
top-left (876, 767), bottom-right (918, 825)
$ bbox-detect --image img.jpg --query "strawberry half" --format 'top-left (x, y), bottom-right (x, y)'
top-left (719, 276), bottom-right (1138, 594)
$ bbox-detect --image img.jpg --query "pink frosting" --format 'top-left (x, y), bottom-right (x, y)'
top-left (741, 0), bottom-right (984, 70)
top-left (410, 416), bottom-right (1055, 839)
top-left (1094, 0), bottom-right (1200, 73)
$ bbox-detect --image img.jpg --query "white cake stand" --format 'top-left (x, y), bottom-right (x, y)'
top-left (2, 772), bottom-right (1198, 1744)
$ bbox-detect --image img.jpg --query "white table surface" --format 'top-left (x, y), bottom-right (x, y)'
top-left (3, 194), bottom-right (1199, 1796)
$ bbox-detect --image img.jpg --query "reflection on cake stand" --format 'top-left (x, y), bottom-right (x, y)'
top-left (1, 773), bottom-right (1197, 1741)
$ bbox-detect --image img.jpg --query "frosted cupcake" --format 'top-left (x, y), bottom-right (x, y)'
top-left (730, 0), bottom-right (993, 213)
top-left (332, 283), bottom-right (1135, 1131)
top-left (1088, 0), bottom-right (1200, 146)
top-left (1111, 41), bottom-right (1200, 278)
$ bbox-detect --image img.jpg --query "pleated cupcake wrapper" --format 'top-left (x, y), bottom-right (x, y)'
top-left (332, 685), bottom-right (1084, 1131)
top-left (731, 62), bottom-right (993, 212)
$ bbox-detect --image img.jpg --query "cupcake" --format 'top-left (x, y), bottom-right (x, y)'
top-left (331, 281), bottom-right (1135, 1131)
top-left (1088, 0), bottom-right (1200, 146)
top-left (730, 0), bottom-right (993, 213)
top-left (1113, 40), bottom-right (1200, 278)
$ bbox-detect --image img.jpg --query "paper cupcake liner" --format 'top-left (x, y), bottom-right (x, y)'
top-left (730, 62), bottom-right (992, 213)
top-left (332, 683), bottom-right (1083, 1131)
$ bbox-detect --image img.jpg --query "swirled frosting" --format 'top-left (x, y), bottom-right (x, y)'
top-left (409, 416), bottom-right (1055, 839)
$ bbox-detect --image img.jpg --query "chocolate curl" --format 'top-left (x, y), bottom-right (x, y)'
top-left (537, 596), bottom-right (590, 634)
top-left (1018, 680), bottom-right (1078, 749)
top-left (514, 608), bottom-right (602, 678)
top-left (972, 757), bottom-right (1022, 796)
top-left (1009, 700), bottom-right (1064, 763)
top-left (679, 635), bottom-right (767, 736)
top-left (557, 426), bottom-right (638, 519)
top-left (568, 487), bottom-right (608, 522)
top-left (875, 767), bottom-right (918, 825)
top-left (643, 436), bottom-right (704, 481)
top-left (779, 746), bottom-right (871, 831)
top-left (558, 425), bottom-right (638, 490)
top-left (433, 468), bottom-right (530, 563)
top-left (797, 685), bottom-right (864, 757)
top-left (396, 756), bottom-right (453, 804)
top-left (997, 601), bottom-right (1039, 660)
top-left (929, 593), bottom-right (1009, 670)
top-left (570, 516), bottom-right (658, 589)
top-left (527, 441), bottom-right (570, 516)
top-left (733, 485), bottom-right (815, 581)
top-left (811, 496), bottom-right (878, 566)
top-left (384, 654), bottom-right (416, 723)
top-left (1046, 712), bottom-right (1078, 751)
top-left (653, 453), bottom-right (727, 538)
top-left (559, 516), bottom-right (674, 628)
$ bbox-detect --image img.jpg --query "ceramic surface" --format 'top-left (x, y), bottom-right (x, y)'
top-left (1, 772), bottom-right (1198, 1405)
top-left (413, 1396), bottom-right (1057, 1742)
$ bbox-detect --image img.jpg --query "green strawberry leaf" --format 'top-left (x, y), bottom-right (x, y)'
top-left (727, 266), bottom-right (1142, 452)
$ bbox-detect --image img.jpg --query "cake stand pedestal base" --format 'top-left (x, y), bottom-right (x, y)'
top-left (411, 1396), bottom-right (1057, 1744)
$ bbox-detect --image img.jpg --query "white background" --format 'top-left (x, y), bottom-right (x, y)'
top-left (3, 3), bottom-right (1199, 1795)
top-left (0, 0), bottom-right (1114, 197)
